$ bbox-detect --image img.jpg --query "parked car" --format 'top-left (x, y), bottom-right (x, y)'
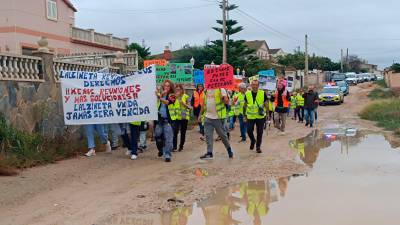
top-left (319, 86), bottom-right (345, 105)
top-left (376, 74), bottom-right (384, 80)
top-left (331, 73), bottom-right (347, 82)
top-left (345, 74), bottom-right (358, 85)
top-left (355, 74), bottom-right (364, 83)
top-left (370, 74), bottom-right (377, 81)
top-left (336, 81), bottom-right (349, 95)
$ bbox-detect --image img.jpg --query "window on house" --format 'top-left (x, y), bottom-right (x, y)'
top-left (46, 0), bottom-right (58, 21)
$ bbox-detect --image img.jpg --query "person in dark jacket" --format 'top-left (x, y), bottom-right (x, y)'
top-left (302, 86), bottom-right (319, 128)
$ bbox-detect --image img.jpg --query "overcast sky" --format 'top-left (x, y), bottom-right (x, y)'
top-left (71, 0), bottom-right (400, 69)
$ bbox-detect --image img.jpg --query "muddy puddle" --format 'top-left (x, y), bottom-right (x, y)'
top-left (104, 128), bottom-right (400, 225)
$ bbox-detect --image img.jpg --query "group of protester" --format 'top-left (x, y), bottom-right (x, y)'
top-left (83, 77), bottom-right (319, 163)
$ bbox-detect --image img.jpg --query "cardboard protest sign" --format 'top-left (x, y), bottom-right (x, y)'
top-left (169, 63), bottom-right (193, 83)
top-left (156, 65), bottom-right (170, 84)
top-left (144, 59), bottom-right (167, 68)
top-left (248, 75), bottom-right (259, 82)
top-left (204, 64), bottom-right (234, 90)
top-left (193, 70), bottom-right (204, 85)
top-left (60, 66), bottom-right (158, 125)
top-left (226, 78), bottom-right (243, 91)
top-left (258, 69), bottom-right (275, 77)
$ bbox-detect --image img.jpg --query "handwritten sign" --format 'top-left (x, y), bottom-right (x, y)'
top-left (204, 64), bottom-right (234, 90)
top-left (193, 70), bottom-right (204, 85)
top-left (248, 75), bottom-right (259, 82)
top-left (169, 63), bottom-right (193, 83)
top-left (144, 59), bottom-right (167, 68)
top-left (156, 65), bottom-right (170, 84)
top-left (60, 66), bottom-right (158, 125)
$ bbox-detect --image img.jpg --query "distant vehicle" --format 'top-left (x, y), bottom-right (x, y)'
top-left (355, 74), bottom-right (364, 83)
top-left (376, 74), bottom-right (384, 80)
top-left (370, 74), bottom-right (377, 81)
top-left (361, 73), bottom-right (372, 82)
top-left (331, 73), bottom-right (347, 82)
top-left (336, 81), bottom-right (349, 95)
top-left (319, 86), bottom-right (344, 105)
top-left (345, 74), bottom-right (358, 85)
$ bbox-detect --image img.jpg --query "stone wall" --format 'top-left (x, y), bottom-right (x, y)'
top-left (385, 71), bottom-right (400, 93)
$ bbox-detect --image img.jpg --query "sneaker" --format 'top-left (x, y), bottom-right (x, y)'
top-left (125, 150), bottom-right (132, 156)
top-left (165, 158), bottom-right (171, 163)
top-left (105, 141), bottom-right (112, 153)
top-left (310, 124), bottom-right (314, 128)
top-left (200, 153), bottom-right (213, 160)
top-left (158, 151), bottom-right (163, 157)
top-left (172, 148), bottom-right (178, 152)
top-left (111, 146), bottom-right (119, 151)
top-left (250, 142), bottom-right (255, 150)
top-left (178, 147), bottom-right (183, 152)
top-left (85, 149), bottom-right (96, 157)
top-left (305, 123), bottom-right (309, 127)
top-left (200, 136), bottom-right (205, 141)
top-left (279, 131), bottom-right (286, 135)
top-left (227, 148), bottom-right (234, 158)
top-left (238, 139), bottom-right (246, 143)
top-left (130, 154), bottom-right (138, 160)
top-left (256, 148), bottom-right (262, 153)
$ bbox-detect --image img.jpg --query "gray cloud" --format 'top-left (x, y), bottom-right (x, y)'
top-left (71, 0), bottom-right (400, 68)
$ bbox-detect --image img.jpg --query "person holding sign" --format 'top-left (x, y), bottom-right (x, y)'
top-left (172, 84), bottom-right (190, 152)
top-left (155, 80), bottom-right (176, 163)
top-left (244, 80), bottom-right (269, 153)
top-left (231, 83), bottom-right (247, 142)
top-left (199, 88), bottom-right (234, 160)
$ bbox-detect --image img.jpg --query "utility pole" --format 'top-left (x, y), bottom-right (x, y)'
top-left (305, 34), bottom-right (309, 77)
top-left (346, 48), bottom-right (349, 69)
top-left (340, 49), bottom-right (344, 72)
top-left (222, 0), bottom-right (228, 64)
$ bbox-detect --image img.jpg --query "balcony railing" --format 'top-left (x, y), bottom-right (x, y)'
top-left (0, 53), bottom-right (43, 82)
top-left (71, 27), bottom-right (128, 50)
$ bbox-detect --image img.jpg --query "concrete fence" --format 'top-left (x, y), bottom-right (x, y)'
top-left (385, 71), bottom-right (400, 92)
top-left (0, 49), bottom-right (137, 137)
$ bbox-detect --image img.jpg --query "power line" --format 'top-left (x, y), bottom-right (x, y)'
top-left (79, 3), bottom-right (216, 14)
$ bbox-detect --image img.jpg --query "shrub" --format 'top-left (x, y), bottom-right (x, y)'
top-left (368, 88), bottom-right (395, 100)
top-left (360, 99), bottom-right (400, 133)
top-left (0, 117), bottom-right (81, 171)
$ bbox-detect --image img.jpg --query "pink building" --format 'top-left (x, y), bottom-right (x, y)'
top-left (0, 0), bottom-right (129, 55)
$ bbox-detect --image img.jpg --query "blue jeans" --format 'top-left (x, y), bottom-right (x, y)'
top-left (304, 108), bottom-right (315, 125)
top-left (84, 124), bottom-right (108, 149)
top-left (106, 124), bottom-right (121, 148)
top-left (129, 124), bottom-right (140, 156)
top-left (229, 116), bottom-right (236, 130)
top-left (238, 114), bottom-right (247, 140)
top-left (155, 120), bottom-right (173, 159)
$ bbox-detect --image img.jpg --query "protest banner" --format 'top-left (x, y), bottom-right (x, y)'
top-left (60, 66), bottom-right (158, 125)
top-left (204, 64), bottom-right (234, 90)
top-left (156, 65), bottom-right (170, 84)
top-left (144, 59), bottom-right (167, 68)
top-left (258, 69), bottom-right (275, 77)
top-left (193, 70), bottom-right (204, 85)
top-left (169, 63), bottom-right (193, 83)
top-left (248, 75), bottom-right (259, 82)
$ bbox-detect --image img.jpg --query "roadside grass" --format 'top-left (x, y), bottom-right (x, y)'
top-left (0, 117), bottom-right (81, 175)
top-left (360, 99), bottom-right (400, 135)
top-left (368, 80), bottom-right (396, 100)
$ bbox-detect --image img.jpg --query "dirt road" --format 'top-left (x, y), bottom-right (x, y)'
top-left (0, 84), bottom-right (379, 225)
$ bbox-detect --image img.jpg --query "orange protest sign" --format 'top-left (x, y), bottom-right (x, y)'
top-left (204, 64), bottom-right (234, 90)
top-left (144, 59), bottom-right (167, 68)
top-left (226, 78), bottom-right (242, 91)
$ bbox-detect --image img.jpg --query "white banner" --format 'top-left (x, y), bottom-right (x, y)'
top-left (60, 66), bottom-right (158, 125)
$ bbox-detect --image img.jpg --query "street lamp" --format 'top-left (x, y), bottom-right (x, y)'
top-left (236, 68), bottom-right (240, 76)
top-left (242, 69), bottom-right (246, 77)
top-left (190, 56), bottom-right (195, 66)
top-left (211, 61), bottom-right (215, 65)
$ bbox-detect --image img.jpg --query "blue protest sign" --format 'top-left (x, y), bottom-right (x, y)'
top-left (258, 70), bottom-right (275, 77)
top-left (193, 70), bottom-right (204, 85)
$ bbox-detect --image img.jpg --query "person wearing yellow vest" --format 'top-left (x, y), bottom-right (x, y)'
top-left (295, 89), bottom-right (305, 123)
top-left (274, 79), bottom-right (291, 134)
top-left (127, 121), bottom-right (141, 160)
top-left (172, 84), bottom-right (190, 152)
top-left (155, 80), bottom-right (176, 163)
top-left (191, 84), bottom-right (205, 136)
top-left (230, 83), bottom-right (247, 142)
top-left (244, 80), bottom-right (269, 153)
top-left (199, 88), bottom-right (234, 159)
top-left (289, 92), bottom-right (297, 120)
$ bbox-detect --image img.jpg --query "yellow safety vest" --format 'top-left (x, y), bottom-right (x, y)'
top-left (203, 89), bottom-right (227, 120)
top-left (157, 96), bottom-right (176, 120)
top-left (173, 94), bottom-right (190, 120)
top-left (245, 90), bottom-right (266, 119)
top-left (232, 92), bottom-right (245, 116)
top-left (296, 94), bottom-right (304, 107)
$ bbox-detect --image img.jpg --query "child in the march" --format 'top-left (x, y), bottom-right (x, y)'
top-left (138, 121), bottom-right (149, 152)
